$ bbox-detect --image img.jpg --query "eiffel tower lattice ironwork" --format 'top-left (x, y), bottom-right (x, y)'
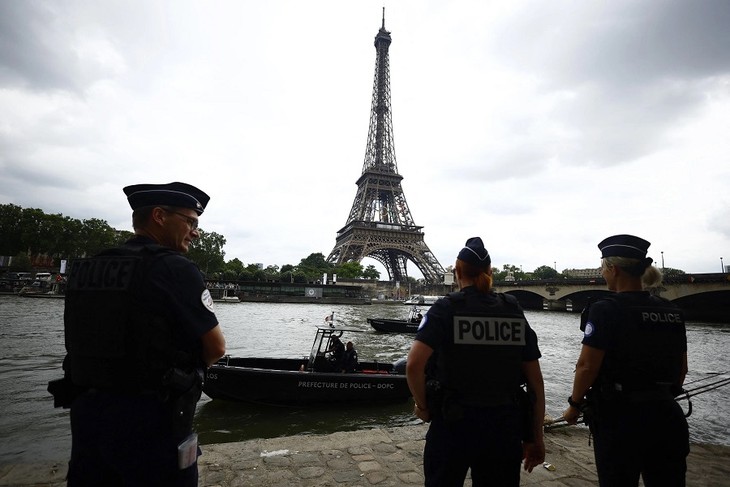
top-left (327, 12), bottom-right (444, 283)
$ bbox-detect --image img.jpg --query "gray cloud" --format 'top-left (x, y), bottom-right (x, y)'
top-left (0, 2), bottom-right (127, 93)
top-left (488, 0), bottom-right (730, 167)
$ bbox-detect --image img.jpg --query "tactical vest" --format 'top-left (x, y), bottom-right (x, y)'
top-left (436, 291), bottom-right (527, 405)
top-left (589, 294), bottom-right (686, 393)
top-left (63, 244), bottom-right (193, 392)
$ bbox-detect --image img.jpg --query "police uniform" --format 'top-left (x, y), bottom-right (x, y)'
top-left (416, 285), bottom-right (541, 486)
top-left (58, 183), bottom-right (219, 486)
top-left (580, 235), bottom-right (689, 486)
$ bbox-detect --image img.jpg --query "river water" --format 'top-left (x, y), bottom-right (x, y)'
top-left (1, 296), bottom-right (728, 465)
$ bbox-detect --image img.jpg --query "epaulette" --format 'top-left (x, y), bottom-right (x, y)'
top-left (444, 291), bottom-right (466, 303)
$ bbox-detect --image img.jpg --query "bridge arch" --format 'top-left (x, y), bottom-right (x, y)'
top-left (496, 274), bottom-right (730, 322)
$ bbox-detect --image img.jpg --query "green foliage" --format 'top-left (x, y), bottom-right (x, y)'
top-left (0, 204), bottom-right (23, 255)
top-left (493, 264), bottom-right (527, 281)
top-left (362, 264), bottom-right (381, 280)
top-left (336, 261), bottom-right (363, 278)
top-left (77, 218), bottom-right (127, 257)
top-left (532, 265), bottom-right (560, 279)
top-left (0, 204), bottom-right (129, 266)
top-left (187, 229), bottom-right (227, 275)
top-left (297, 252), bottom-right (334, 281)
top-left (223, 258), bottom-right (245, 277)
top-left (662, 267), bottom-right (686, 279)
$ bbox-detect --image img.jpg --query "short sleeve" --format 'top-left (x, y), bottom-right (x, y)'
top-left (146, 254), bottom-right (220, 342)
top-left (522, 322), bottom-right (542, 361)
top-left (581, 299), bottom-right (617, 351)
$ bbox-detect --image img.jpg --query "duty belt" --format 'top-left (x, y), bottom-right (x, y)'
top-left (601, 383), bottom-right (674, 403)
top-left (458, 391), bottom-right (517, 408)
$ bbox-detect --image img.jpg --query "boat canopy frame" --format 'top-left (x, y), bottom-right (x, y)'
top-left (306, 327), bottom-right (362, 372)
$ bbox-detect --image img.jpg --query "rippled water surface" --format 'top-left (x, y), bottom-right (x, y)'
top-left (1, 296), bottom-right (727, 465)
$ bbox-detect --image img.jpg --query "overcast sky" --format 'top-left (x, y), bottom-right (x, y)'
top-left (1, 0), bottom-right (729, 277)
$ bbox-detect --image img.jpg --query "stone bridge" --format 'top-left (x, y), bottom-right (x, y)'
top-left (494, 273), bottom-right (730, 323)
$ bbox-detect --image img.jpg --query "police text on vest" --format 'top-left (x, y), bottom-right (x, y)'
top-left (453, 316), bottom-right (527, 345)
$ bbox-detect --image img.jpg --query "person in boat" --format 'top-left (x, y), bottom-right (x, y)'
top-left (406, 237), bottom-right (545, 486)
top-left (342, 341), bottom-right (359, 373)
top-left (50, 182), bottom-right (226, 486)
top-left (327, 335), bottom-right (345, 370)
top-left (562, 234), bottom-right (689, 486)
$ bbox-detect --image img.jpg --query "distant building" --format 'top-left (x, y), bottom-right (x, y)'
top-left (564, 268), bottom-right (602, 279)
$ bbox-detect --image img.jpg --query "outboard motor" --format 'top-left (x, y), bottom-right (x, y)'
top-left (392, 357), bottom-right (407, 374)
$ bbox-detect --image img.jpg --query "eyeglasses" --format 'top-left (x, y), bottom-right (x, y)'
top-left (164, 209), bottom-right (199, 230)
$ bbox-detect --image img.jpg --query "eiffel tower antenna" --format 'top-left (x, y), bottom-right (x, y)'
top-left (327, 13), bottom-right (444, 283)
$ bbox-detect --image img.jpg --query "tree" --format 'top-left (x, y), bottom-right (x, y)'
top-left (76, 218), bottom-right (121, 258)
top-left (0, 204), bottom-right (24, 255)
top-left (662, 267), bottom-right (686, 279)
top-left (223, 258), bottom-right (245, 277)
top-left (336, 261), bottom-right (363, 278)
top-left (298, 252), bottom-right (334, 281)
top-left (187, 229), bottom-right (226, 275)
top-left (493, 264), bottom-right (527, 281)
top-left (362, 264), bottom-right (381, 280)
top-left (532, 265), bottom-right (560, 280)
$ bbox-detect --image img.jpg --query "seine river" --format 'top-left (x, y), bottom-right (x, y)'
top-left (1, 296), bottom-right (728, 466)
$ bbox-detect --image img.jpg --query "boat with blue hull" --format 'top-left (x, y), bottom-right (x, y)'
top-left (203, 327), bottom-right (410, 406)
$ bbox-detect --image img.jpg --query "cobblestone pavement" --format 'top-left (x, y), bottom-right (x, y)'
top-left (2, 425), bottom-right (729, 486)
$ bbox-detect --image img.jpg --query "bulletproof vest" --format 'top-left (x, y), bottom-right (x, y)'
top-left (436, 291), bottom-right (527, 405)
top-left (594, 294), bottom-right (686, 391)
top-left (63, 244), bottom-right (191, 391)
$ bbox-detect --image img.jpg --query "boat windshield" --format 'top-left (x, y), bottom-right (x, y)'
top-left (306, 327), bottom-right (363, 371)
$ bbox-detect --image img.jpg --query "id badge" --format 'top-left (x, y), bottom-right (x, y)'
top-left (177, 433), bottom-right (198, 470)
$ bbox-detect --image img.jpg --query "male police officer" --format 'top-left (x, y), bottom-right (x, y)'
top-left (563, 234), bottom-right (689, 486)
top-left (51, 182), bottom-right (225, 486)
top-left (406, 237), bottom-right (545, 486)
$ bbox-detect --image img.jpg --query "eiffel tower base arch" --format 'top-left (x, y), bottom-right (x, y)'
top-left (327, 225), bottom-right (443, 283)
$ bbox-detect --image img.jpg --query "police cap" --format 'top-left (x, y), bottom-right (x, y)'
top-left (598, 234), bottom-right (651, 260)
top-left (123, 182), bottom-right (210, 215)
top-left (457, 237), bottom-right (491, 269)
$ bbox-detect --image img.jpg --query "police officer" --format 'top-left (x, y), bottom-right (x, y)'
top-left (54, 182), bottom-right (226, 486)
top-left (563, 234), bottom-right (689, 486)
top-left (406, 237), bottom-right (545, 486)
top-left (328, 335), bottom-right (345, 370)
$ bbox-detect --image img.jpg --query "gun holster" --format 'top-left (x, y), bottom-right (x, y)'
top-left (163, 369), bottom-right (202, 436)
top-left (48, 376), bottom-right (85, 408)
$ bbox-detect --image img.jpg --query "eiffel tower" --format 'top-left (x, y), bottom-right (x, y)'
top-left (327, 11), bottom-right (444, 284)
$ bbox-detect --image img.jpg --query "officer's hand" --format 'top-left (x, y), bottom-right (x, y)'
top-left (413, 403), bottom-right (431, 423)
top-left (522, 439), bottom-right (545, 472)
top-left (562, 405), bottom-right (581, 425)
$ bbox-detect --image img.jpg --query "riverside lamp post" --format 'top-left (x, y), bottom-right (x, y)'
top-left (721, 257), bottom-right (725, 273)
top-left (661, 251), bottom-right (665, 269)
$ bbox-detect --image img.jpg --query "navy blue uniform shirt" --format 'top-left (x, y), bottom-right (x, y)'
top-left (127, 236), bottom-right (219, 357)
top-left (415, 286), bottom-right (541, 362)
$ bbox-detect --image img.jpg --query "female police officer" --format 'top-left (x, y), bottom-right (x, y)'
top-left (563, 234), bottom-right (689, 486)
top-left (406, 237), bottom-right (545, 486)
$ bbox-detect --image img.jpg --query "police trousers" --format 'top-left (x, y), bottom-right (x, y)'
top-left (424, 404), bottom-right (523, 487)
top-left (590, 398), bottom-right (689, 487)
top-left (67, 390), bottom-right (198, 487)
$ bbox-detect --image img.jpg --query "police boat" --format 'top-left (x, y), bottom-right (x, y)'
top-left (367, 306), bottom-right (423, 335)
top-left (202, 327), bottom-right (410, 406)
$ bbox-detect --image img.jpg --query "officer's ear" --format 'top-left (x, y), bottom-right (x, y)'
top-left (151, 207), bottom-right (168, 227)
